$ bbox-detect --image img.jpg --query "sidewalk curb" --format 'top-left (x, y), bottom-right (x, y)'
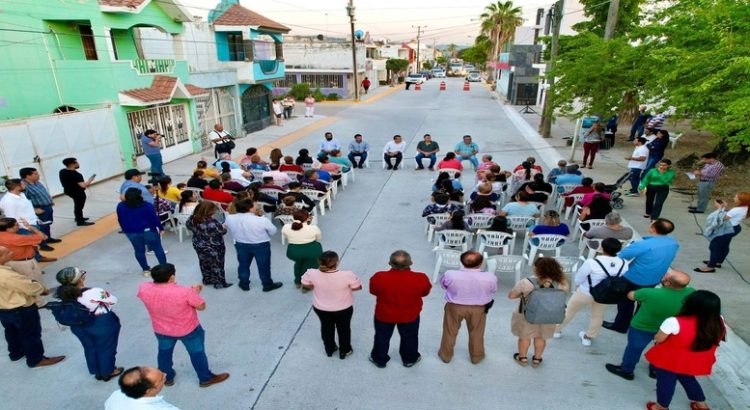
top-left (496, 92), bottom-right (750, 410)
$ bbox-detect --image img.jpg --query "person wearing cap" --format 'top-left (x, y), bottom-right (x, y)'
top-left (105, 366), bottom-right (181, 409)
top-left (0, 217), bottom-right (54, 307)
top-left (59, 157), bottom-right (95, 226)
top-left (141, 130), bottom-right (164, 177)
top-left (0, 246), bottom-right (65, 368)
top-left (120, 169), bottom-right (154, 204)
top-left (117, 188), bottom-right (167, 276)
top-left (137, 263), bottom-right (230, 388)
top-left (55, 266), bottom-right (123, 381)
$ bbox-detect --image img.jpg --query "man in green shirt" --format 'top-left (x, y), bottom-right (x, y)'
top-left (605, 269), bottom-right (694, 380)
top-left (415, 134), bottom-right (440, 171)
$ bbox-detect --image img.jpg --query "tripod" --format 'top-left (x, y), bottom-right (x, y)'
top-left (519, 105), bottom-right (537, 114)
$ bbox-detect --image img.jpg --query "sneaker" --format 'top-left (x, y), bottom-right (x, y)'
top-left (143, 270), bottom-right (151, 277)
top-left (146, 250), bottom-right (169, 255)
top-left (368, 356), bottom-right (386, 369)
top-left (262, 282), bottom-right (283, 292)
top-left (199, 373), bottom-right (230, 388)
top-left (238, 282), bottom-right (250, 291)
top-left (553, 332), bottom-right (562, 339)
top-left (39, 245), bottom-right (55, 252)
top-left (403, 355), bottom-right (421, 368)
top-left (46, 238), bottom-right (62, 244)
top-left (579, 331), bottom-right (592, 346)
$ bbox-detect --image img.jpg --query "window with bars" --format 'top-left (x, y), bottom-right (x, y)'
top-left (274, 74), bottom-right (298, 88)
top-left (300, 74), bottom-right (344, 88)
top-left (227, 33), bottom-right (245, 61)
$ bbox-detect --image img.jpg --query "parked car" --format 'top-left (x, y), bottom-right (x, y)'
top-left (404, 73), bottom-right (426, 85)
top-left (432, 69), bottom-right (446, 78)
top-left (419, 70), bottom-right (432, 80)
top-left (466, 71), bottom-right (482, 82)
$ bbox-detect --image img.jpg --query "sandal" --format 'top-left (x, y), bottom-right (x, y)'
top-left (531, 356), bottom-right (543, 368)
top-left (690, 402), bottom-right (710, 410)
top-left (513, 353), bottom-right (528, 367)
top-left (646, 401), bottom-right (668, 410)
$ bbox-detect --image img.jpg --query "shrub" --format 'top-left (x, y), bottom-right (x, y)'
top-left (326, 93), bottom-right (340, 101)
top-left (312, 88), bottom-right (326, 101)
top-left (289, 83), bottom-right (311, 100)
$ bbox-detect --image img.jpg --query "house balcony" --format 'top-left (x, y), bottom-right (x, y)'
top-left (130, 59), bottom-right (176, 75)
top-left (220, 59), bottom-right (285, 84)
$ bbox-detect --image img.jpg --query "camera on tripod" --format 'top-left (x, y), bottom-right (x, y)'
top-left (147, 172), bottom-right (163, 186)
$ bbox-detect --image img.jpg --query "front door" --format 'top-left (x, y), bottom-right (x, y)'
top-left (241, 85), bottom-right (272, 134)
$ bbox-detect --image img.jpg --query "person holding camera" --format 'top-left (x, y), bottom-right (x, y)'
top-left (209, 124), bottom-right (234, 158)
top-left (694, 192), bottom-right (749, 273)
top-left (140, 130), bottom-right (163, 177)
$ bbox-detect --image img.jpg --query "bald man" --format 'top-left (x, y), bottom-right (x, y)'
top-left (105, 366), bottom-right (180, 409)
top-left (437, 251), bottom-right (497, 364)
top-left (605, 270), bottom-right (694, 381)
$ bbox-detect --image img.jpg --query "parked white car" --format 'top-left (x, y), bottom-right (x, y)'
top-left (404, 73), bottom-right (425, 85)
top-left (432, 69), bottom-right (446, 78)
top-left (466, 71), bottom-right (482, 82)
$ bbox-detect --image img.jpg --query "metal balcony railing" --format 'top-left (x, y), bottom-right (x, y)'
top-left (132, 59), bottom-right (176, 75)
top-left (257, 60), bottom-right (279, 74)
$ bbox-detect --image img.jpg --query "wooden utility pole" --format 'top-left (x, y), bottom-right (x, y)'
top-left (539, 0), bottom-right (563, 138)
top-left (347, 0), bottom-right (360, 102)
top-left (604, 0), bottom-right (621, 39)
top-left (412, 25), bottom-right (425, 71)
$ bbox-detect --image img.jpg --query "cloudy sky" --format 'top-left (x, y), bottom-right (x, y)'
top-left (185, 0), bottom-right (558, 45)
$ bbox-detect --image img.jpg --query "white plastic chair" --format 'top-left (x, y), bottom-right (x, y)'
top-left (382, 158), bottom-right (408, 170)
top-left (476, 230), bottom-right (516, 257)
top-left (259, 188), bottom-right (285, 201)
top-left (172, 213), bottom-right (191, 243)
top-left (573, 218), bottom-right (606, 241)
top-left (300, 188), bottom-right (331, 216)
top-left (485, 255), bottom-right (524, 283)
top-left (249, 169), bottom-right (265, 182)
top-left (507, 216), bottom-right (536, 234)
top-left (425, 213), bottom-right (451, 242)
top-left (566, 201), bottom-right (584, 222)
top-left (274, 215), bottom-right (294, 244)
top-left (560, 194), bottom-right (585, 217)
top-left (553, 256), bottom-right (581, 293)
top-left (465, 213), bottom-right (494, 231)
top-left (435, 168), bottom-right (460, 179)
top-left (183, 187), bottom-right (204, 197)
top-left (669, 132), bottom-right (683, 149)
top-left (522, 233), bottom-right (566, 266)
top-left (436, 229), bottom-right (473, 251)
top-left (283, 171), bottom-right (302, 181)
top-left (431, 248), bottom-right (463, 283)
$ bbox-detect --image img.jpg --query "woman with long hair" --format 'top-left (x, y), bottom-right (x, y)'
top-left (469, 196), bottom-right (496, 215)
top-left (579, 194), bottom-right (613, 231)
top-left (508, 257), bottom-right (569, 368)
top-left (116, 188), bottom-right (166, 275)
top-left (436, 209), bottom-right (467, 231)
top-left (644, 290), bottom-right (725, 410)
top-left (301, 251), bottom-right (363, 359)
top-left (295, 148), bottom-right (314, 166)
top-left (695, 192), bottom-right (750, 273)
top-left (487, 215), bottom-right (513, 234)
top-left (186, 201), bottom-right (231, 289)
top-left (639, 159), bottom-right (676, 220)
top-left (54, 267), bottom-right (122, 381)
top-left (513, 161), bottom-right (536, 183)
top-left (282, 209), bottom-right (323, 292)
top-left (178, 190), bottom-right (199, 215)
top-left (157, 176), bottom-right (181, 203)
top-left (269, 148), bottom-right (284, 166)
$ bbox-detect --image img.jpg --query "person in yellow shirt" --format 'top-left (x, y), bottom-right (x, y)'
top-left (194, 160), bottom-right (219, 179)
top-left (156, 176), bottom-right (182, 203)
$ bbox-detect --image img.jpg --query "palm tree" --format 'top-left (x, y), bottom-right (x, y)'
top-left (480, 1), bottom-right (523, 81)
top-left (446, 43), bottom-right (458, 58)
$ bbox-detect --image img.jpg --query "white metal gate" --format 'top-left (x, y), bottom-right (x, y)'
top-left (0, 108), bottom-right (122, 196)
top-left (195, 87), bottom-right (238, 149)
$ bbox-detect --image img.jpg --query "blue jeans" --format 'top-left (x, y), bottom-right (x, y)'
top-left (145, 153), bottom-right (164, 176)
top-left (415, 153), bottom-right (437, 169)
top-left (70, 312), bottom-right (120, 376)
top-left (0, 305), bottom-right (45, 367)
top-left (645, 155), bottom-right (662, 171)
top-left (620, 326), bottom-right (656, 373)
top-left (155, 325), bottom-right (213, 383)
top-left (629, 124), bottom-right (644, 140)
top-left (370, 316), bottom-right (421, 366)
top-left (125, 230), bottom-right (167, 270)
top-left (461, 155), bottom-right (479, 169)
top-left (708, 225), bottom-right (741, 267)
top-left (696, 180), bottom-right (716, 212)
top-left (655, 367), bottom-right (706, 407)
top-left (628, 168), bottom-right (643, 193)
top-left (235, 241), bottom-right (273, 288)
top-left (36, 205), bottom-right (54, 239)
top-left (348, 152), bottom-right (368, 168)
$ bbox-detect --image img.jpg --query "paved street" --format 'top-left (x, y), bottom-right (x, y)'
top-left (0, 79), bottom-right (733, 409)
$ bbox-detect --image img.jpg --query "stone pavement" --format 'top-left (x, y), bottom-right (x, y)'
top-left (0, 79), bottom-right (737, 409)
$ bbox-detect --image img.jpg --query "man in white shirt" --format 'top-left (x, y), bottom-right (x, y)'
top-left (625, 137), bottom-right (650, 197)
top-left (261, 163), bottom-right (292, 186)
top-left (319, 132), bottom-right (341, 157)
top-left (224, 199), bottom-right (283, 292)
top-left (0, 179), bottom-right (51, 254)
top-left (105, 366), bottom-right (181, 410)
top-left (209, 124), bottom-right (234, 158)
top-left (383, 134), bottom-right (406, 170)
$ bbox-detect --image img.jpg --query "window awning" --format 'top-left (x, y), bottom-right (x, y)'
top-left (119, 76), bottom-right (208, 106)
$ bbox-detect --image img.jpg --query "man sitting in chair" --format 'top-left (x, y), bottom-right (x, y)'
top-left (454, 135), bottom-right (479, 170)
top-left (383, 135), bottom-right (406, 170)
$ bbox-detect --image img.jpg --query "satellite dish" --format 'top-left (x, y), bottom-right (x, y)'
top-left (316, 34), bottom-right (324, 40)
top-left (354, 30), bottom-right (364, 39)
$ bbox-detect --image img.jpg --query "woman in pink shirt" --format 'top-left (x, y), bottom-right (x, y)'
top-left (301, 251), bottom-right (362, 359)
top-left (580, 182), bottom-right (611, 207)
top-left (437, 152), bottom-right (464, 171)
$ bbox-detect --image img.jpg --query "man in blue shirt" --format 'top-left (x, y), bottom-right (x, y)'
top-left (347, 134), bottom-right (369, 169)
top-left (319, 132), bottom-right (341, 157)
top-left (20, 167), bottom-right (61, 245)
top-left (454, 135), bottom-right (479, 170)
top-left (555, 165), bottom-right (585, 192)
top-left (603, 218), bottom-right (680, 333)
top-left (628, 105), bottom-right (651, 141)
top-left (140, 130), bottom-right (163, 176)
top-left (119, 169), bottom-right (154, 204)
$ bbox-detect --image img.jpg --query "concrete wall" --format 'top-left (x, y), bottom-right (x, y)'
top-left (283, 36), bottom-right (365, 71)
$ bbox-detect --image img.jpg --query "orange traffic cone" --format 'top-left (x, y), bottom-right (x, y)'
top-left (439, 81), bottom-right (446, 91)
top-left (415, 82), bottom-right (422, 91)
top-left (463, 81), bottom-right (470, 91)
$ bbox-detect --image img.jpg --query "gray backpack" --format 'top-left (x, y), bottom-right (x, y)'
top-left (521, 277), bottom-right (567, 324)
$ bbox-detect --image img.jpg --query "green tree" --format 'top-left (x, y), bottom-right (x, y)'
top-left (480, 1), bottom-right (523, 80)
top-left (436, 56), bottom-right (448, 65)
top-left (385, 58), bottom-right (410, 84)
top-left (571, 0), bottom-right (644, 37)
top-left (458, 35), bottom-right (491, 67)
top-left (446, 43), bottom-right (458, 58)
top-left (422, 61), bottom-right (433, 70)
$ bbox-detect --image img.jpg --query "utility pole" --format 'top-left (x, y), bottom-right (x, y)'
top-left (539, 0), bottom-right (563, 138)
top-left (347, 0), bottom-right (360, 102)
top-left (412, 25), bottom-right (425, 71)
top-left (604, 0), bottom-right (620, 39)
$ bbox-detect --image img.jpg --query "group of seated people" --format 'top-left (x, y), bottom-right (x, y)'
top-left (421, 155), bottom-right (634, 255)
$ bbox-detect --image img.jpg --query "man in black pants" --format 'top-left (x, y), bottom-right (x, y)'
top-left (58, 158), bottom-right (95, 226)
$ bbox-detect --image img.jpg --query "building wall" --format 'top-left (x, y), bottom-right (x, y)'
top-left (283, 36), bottom-right (366, 71)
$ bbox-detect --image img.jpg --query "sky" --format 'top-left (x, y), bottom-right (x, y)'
top-left (183, 0), bottom-right (559, 45)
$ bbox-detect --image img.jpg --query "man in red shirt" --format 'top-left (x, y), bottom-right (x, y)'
top-left (137, 263), bottom-right (229, 388)
top-left (202, 179), bottom-right (235, 208)
top-left (369, 250), bottom-right (432, 368)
